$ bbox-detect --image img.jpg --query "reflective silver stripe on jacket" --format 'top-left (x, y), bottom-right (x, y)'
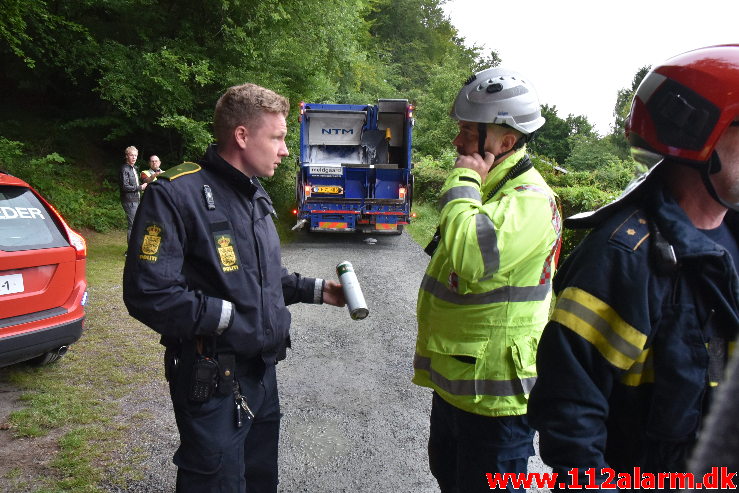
top-left (420, 274), bottom-right (550, 305)
top-left (414, 354), bottom-right (536, 396)
top-left (476, 214), bottom-right (499, 277)
top-left (313, 278), bottom-right (324, 304)
top-left (216, 300), bottom-right (233, 334)
top-left (439, 185), bottom-right (481, 209)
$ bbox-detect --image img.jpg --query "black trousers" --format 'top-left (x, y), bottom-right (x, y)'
top-left (169, 359), bottom-right (280, 493)
top-left (122, 200), bottom-right (138, 245)
top-left (428, 392), bottom-right (534, 493)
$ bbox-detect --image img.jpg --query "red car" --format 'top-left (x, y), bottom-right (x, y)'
top-left (0, 171), bottom-right (87, 367)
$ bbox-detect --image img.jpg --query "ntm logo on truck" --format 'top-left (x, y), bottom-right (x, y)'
top-left (293, 99), bottom-right (414, 234)
top-left (321, 128), bottom-right (355, 135)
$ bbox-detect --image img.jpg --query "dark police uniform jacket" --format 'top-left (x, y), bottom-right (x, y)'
top-left (122, 145), bottom-right (319, 364)
top-left (528, 181), bottom-right (739, 486)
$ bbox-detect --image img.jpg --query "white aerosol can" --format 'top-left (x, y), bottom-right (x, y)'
top-left (336, 261), bottom-right (369, 320)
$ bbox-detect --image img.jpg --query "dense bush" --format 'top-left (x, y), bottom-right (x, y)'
top-left (411, 151), bottom-right (455, 204)
top-left (0, 137), bottom-right (122, 232)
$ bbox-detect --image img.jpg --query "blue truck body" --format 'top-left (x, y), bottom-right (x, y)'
top-left (293, 99), bottom-right (414, 233)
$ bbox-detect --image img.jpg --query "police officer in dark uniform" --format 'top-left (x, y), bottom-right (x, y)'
top-left (123, 83), bottom-right (345, 493)
top-left (528, 45), bottom-right (739, 491)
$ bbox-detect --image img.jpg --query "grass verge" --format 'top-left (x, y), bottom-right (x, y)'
top-left (406, 201), bottom-right (439, 248)
top-left (0, 229), bottom-right (162, 492)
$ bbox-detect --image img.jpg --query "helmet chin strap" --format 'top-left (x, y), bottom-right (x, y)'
top-left (698, 151), bottom-right (739, 212)
top-left (477, 122), bottom-right (487, 157)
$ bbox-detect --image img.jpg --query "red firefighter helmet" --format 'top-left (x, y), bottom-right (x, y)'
top-left (626, 44), bottom-right (739, 165)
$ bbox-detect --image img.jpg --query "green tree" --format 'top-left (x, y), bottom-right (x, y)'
top-left (529, 104), bottom-right (571, 164)
top-left (566, 114), bottom-right (596, 138)
top-left (529, 105), bottom-right (598, 166)
top-left (412, 54), bottom-right (499, 159)
top-left (609, 65), bottom-right (650, 157)
top-left (367, 0), bottom-right (478, 93)
top-left (565, 134), bottom-right (622, 172)
top-left (2, 0), bottom-right (570, 233)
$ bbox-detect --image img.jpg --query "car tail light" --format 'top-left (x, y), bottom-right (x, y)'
top-left (67, 228), bottom-right (87, 259)
top-left (399, 187), bottom-right (407, 199)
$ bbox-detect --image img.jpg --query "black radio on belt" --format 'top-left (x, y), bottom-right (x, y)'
top-left (188, 356), bottom-right (219, 403)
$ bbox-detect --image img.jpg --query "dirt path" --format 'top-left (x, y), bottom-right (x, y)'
top-left (97, 231), bottom-right (438, 492)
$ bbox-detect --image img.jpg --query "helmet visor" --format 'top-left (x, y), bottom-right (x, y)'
top-left (630, 147), bottom-right (664, 171)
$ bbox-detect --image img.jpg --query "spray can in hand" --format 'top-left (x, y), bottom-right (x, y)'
top-left (336, 261), bottom-right (369, 320)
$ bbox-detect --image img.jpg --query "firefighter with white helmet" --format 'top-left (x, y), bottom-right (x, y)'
top-left (413, 67), bottom-right (561, 492)
top-left (529, 45), bottom-right (739, 489)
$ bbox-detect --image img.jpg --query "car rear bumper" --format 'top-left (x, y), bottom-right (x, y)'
top-left (0, 316), bottom-right (84, 367)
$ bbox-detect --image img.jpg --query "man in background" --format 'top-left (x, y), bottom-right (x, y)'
top-left (119, 145), bottom-right (145, 247)
top-left (140, 154), bottom-right (164, 184)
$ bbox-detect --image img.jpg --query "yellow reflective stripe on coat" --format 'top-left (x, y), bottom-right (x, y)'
top-left (552, 287), bottom-right (647, 370)
top-left (620, 347), bottom-right (654, 386)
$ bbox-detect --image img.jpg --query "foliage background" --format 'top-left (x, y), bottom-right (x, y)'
top-left (0, 0), bottom-right (648, 258)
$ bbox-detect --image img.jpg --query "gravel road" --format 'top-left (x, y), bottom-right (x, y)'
top-left (98, 230), bottom-right (546, 492)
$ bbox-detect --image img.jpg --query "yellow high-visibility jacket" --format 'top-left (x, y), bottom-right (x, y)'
top-left (414, 148), bottom-right (561, 417)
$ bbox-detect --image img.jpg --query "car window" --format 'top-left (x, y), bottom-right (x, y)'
top-left (0, 185), bottom-right (69, 251)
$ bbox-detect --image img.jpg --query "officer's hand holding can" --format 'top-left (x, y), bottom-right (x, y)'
top-left (336, 261), bottom-right (369, 320)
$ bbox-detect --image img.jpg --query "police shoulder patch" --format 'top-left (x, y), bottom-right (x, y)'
top-left (608, 210), bottom-right (650, 252)
top-left (139, 222), bottom-right (164, 262)
top-left (159, 162), bottom-right (201, 181)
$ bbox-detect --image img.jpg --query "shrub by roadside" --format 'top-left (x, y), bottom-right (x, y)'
top-left (0, 137), bottom-right (122, 232)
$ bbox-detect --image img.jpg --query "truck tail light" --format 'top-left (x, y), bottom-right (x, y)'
top-left (299, 101), bottom-right (305, 122)
top-left (399, 187), bottom-right (406, 199)
top-left (305, 185), bottom-right (312, 198)
top-left (407, 104), bottom-right (414, 119)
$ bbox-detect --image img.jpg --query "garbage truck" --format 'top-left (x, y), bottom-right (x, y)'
top-left (292, 99), bottom-right (414, 234)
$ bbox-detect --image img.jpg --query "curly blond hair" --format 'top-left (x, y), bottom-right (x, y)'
top-left (213, 83), bottom-right (289, 143)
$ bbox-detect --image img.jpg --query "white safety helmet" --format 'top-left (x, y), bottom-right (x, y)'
top-left (451, 68), bottom-right (546, 137)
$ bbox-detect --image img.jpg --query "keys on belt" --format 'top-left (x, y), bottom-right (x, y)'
top-left (233, 381), bottom-right (254, 427)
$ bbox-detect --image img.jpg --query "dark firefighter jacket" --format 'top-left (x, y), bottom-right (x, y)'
top-left (528, 181), bottom-right (739, 487)
top-left (122, 145), bottom-right (319, 364)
